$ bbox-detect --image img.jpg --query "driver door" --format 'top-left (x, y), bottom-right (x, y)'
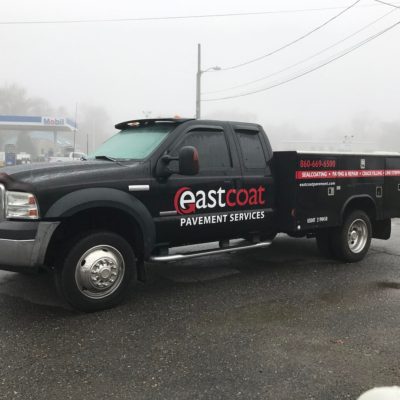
top-left (154, 123), bottom-right (242, 246)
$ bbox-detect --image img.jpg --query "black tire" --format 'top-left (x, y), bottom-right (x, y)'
top-left (287, 232), bottom-right (306, 238)
top-left (316, 229), bottom-right (335, 258)
top-left (55, 231), bottom-right (136, 312)
top-left (262, 232), bottom-right (277, 242)
top-left (331, 210), bottom-right (372, 263)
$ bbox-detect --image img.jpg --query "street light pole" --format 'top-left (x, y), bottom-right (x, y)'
top-left (73, 103), bottom-right (78, 155)
top-left (195, 43), bottom-right (221, 119)
top-left (196, 43), bottom-right (201, 119)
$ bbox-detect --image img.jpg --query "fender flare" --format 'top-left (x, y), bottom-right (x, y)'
top-left (45, 188), bottom-right (155, 259)
top-left (340, 194), bottom-right (377, 222)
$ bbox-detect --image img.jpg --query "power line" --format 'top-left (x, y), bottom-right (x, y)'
top-left (204, 8), bottom-right (397, 95)
top-left (0, 3), bottom-right (385, 26)
top-left (203, 19), bottom-right (400, 101)
top-left (374, 0), bottom-right (400, 8)
top-left (219, 0), bottom-right (362, 71)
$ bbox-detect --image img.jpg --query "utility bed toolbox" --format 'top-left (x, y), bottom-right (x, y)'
top-left (273, 151), bottom-right (400, 233)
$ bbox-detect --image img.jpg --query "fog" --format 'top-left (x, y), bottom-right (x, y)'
top-left (1, 0), bottom-right (399, 153)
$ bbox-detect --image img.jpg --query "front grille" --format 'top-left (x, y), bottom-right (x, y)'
top-left (0, 184), bottom-right (5, 221)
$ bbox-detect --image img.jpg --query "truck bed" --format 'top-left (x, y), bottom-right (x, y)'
top-left (273, 151), bottom-right (400, 233)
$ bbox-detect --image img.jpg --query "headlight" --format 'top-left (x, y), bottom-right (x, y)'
top-left (5, 191), bottom-right (40, 219)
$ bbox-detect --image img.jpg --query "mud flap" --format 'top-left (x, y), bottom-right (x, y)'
top-left (372, 218), bottom-right (391, 240)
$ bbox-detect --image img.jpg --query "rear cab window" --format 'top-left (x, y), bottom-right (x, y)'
top-left (234, 128), bottom-right (270, 171)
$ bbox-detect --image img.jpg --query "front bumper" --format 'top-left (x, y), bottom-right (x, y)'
top-left (0, 221), bottom-right (59, 271)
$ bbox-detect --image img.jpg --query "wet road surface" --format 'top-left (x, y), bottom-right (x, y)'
top-left (0, 222), bottom-right (399, 399)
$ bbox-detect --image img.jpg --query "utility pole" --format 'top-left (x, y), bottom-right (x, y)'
top-left (92, 118), bottom-right (96, 151)
top-left (196, 43), bottom-right (201, 119)
top-left (195, 43), bottom-right (221, 119)
top-left (73, 103), bottom-right (78, 154)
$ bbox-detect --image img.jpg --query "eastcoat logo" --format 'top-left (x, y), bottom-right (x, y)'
top-left (174, 186), bottom-right (266, 215)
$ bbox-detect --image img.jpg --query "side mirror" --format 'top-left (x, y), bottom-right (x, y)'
top-left (155, 146), bottom-right (199, 179)
top-left (179, 146), bottom-right (199, 176)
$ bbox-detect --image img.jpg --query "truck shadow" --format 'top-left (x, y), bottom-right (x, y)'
top-left (145, 235), bottom-right (331, 284)
top-left (0, 235), bottom-right (395, 314)
top-left (0, 269), bottom-right (67, 311)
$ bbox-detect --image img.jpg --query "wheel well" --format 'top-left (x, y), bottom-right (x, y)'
top-left (342, 197), bottom-right (376, 222)
top-left (45, 207), bottom-right (144, 268)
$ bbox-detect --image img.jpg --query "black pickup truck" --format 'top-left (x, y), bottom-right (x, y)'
top-left (0, 118), bottom-right (399, 311)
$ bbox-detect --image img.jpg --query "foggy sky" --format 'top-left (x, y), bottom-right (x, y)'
top-left (1, 0), bottom-right (399, 150)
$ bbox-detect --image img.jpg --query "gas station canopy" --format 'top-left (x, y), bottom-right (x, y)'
top-left (0, 115), bottom-right (77, 132)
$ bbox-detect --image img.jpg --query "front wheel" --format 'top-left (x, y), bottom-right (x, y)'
top-left (55, 231), bottom-right (136, 312)
top-left (331, 210), bottom-right (372, 262)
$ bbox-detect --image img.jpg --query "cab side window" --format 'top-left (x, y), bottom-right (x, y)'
top-left (175, 128), bottom-right (232, 171)
top-left (235, 129), bottom-right (267, 169)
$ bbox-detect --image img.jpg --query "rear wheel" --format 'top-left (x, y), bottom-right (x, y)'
top-left (331, 210), bottom-right (372, 262)
top-left (55, 231), bottom-right (136, 312)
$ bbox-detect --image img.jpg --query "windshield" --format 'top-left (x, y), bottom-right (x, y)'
top-left (89, 122), bottom-right (176, 160)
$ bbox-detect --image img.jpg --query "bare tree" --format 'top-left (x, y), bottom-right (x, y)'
top-left (0, 84), bottom-right (52, 115)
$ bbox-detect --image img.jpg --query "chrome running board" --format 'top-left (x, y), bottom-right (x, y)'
top-left (149, 240), bottom-right (272, 263)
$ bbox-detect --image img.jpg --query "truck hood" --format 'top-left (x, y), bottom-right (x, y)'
top-left (0, 160), bottom-right (147, 192)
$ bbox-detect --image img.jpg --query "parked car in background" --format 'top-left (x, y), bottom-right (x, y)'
top-left (16, 152), bottom-right (31, 165)
top-left (49, 151), bottom-right (87, 163)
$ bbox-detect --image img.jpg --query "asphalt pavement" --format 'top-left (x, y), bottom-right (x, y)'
top-left (0, 222), bottom-right (399, 400)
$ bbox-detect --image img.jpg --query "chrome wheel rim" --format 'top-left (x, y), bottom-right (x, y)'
top-left (347, 219), bottom-right (368, 254)
top-left (75, 245), bottom-right (125, 299)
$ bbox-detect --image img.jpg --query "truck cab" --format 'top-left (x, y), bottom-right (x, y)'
top-left (144, 119), bottom-right (276, 247)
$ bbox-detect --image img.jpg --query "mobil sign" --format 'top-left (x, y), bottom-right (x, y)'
top-left (42, 117), bottom-right (66, 126)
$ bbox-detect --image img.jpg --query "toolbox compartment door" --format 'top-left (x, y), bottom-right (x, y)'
top-left (384, 157), bottom-right (400, 218)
